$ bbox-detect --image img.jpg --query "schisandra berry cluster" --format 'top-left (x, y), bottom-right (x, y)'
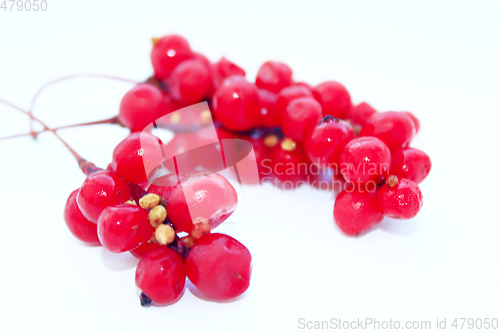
top-left (63, 34), bottom-right (431, 307)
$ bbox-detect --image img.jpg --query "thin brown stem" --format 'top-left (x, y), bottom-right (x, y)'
top-left (0, 116), bottom-right (120, 140)
top-left (0, 98), bottom-right (102, 175)
top-left (28, 73), bottom-right (139, 135)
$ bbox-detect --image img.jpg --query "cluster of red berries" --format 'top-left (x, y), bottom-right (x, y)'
top-left (63, 34), bottom-right (431, 307)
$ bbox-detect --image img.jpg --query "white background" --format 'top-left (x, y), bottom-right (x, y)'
top-left (1, 1), bottom-right (499, 332)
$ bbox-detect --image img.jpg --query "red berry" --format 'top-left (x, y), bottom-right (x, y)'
top-left (185, 233), bottom-right (251, 300)
top-left (151, 35), bottom-right (193, 80)
top-left (130, 241), bottom-right (165, 259)
top-left (191, 52), bottom-right (211, 70)
top-left (359, 111), bottom-right (415, 151)
top-left (212, 57), bottom-right (246, 90)
top-left (292, 82), bottom-right (313, 90)
top-left (270, 139), bottom-right (309, 186)
top-left (136, 248), bottom-right (186, 305)
top-left (213, 76), bottom-right (260, 131)
top-left (378, 178), bottom-right (423, 219)
top-left (403, 111), bottom-right (420, 133)
top-left (163, 132), bottom-right (199, 176)
top-left (312, 81), bottom-right (352, 119)
top-left (147, 173), bottom-right (182, 202)
top-left (255, 61), bottom-right (293, 93)
top-left (97, 204), bottom-right (154, 253)
top-left (162, 92), bottom-right (185, 116)
top-left (168, 59), bottom-right (212, 104)
top-left (64, 189), bottom-right (101, 245)
top-left (111, 132), bottom-right (165, 187)
top-left (118, 83), bottom-right (165, 132)
top-left (340, 137), bottom-right (391, 184)
top-left (255, 88), bottom-right (280, 127)
top-left (348, 102), bottom-right (377, 126)
top-left (77, 171), bottom-right (132, 223)
top-left (305, 116), bottom-right (354, 167)
top-left (276, 85), bottom-right (313, 119)
top-left (282, 97), bottom-right (322, 142)
top-left (391, 148), bottom-right (431, 184)
top-left (167, 172), bottom-right (238, 233)
top-left (334, 189), bottom-right (384, 235)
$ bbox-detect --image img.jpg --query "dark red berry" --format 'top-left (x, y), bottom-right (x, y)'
top-left (167, 172), bottom-right (238, 233)
top-left (163, 132), bottom-right (199, 176)
top-left (255, 61), bottom-right (293, 93)
top-left (312, 81), bottom-right (352, 119)
top-left (77, 171), bottom-right (132, 223)
top-left (348, 102), bottom-right (377, 126)
top-left (130, 241), bottom-right (165, 259)
top-left (213, 76), bottom-right (260, 131)
top-left (118, 83), bottom-right (165, 132)
top-left (185, 233), bottom-right (251, 300)
top-left (340, 137), bottom-right (391, 184)
top-left (359, 111), bottom-right (415, 151)
top-left (147, 173), bottom-right (182, 202)
top-left (270, 139), bottom-right (309, 186)
top-left (305, 117), bottom-right (354, 167)
top-left (391, 148), bottom-right (431, 184)
top-left (136, 248), bottom-right (186, 305)
top-left (111, 132), bottom-right (165, 187)
top-left (168, 59), bottom-right (212, 104)
top-left (378, 178), bottom-right (423, 219)
top-left (334, 189), bottom-right (383, 235)
top-left (64, 189), bottom-right (101, 245)
top-left (97, 204), bottom-right (154, 253)
top-left (276, 85), bottom-right (313, 119)
top-left (151, 35), bottom-right (193, 80)
top-left (403, 111), bottom-right (420, 133)
top-left (282, 97), bottom-right (322, 142)
top-left (212, 57), bottom-right (246, 90)
top-left (255, 88), bottom-right (280, 127)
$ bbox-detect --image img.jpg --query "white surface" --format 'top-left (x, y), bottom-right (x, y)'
top-left (1, 1), bottom-right (499, 332)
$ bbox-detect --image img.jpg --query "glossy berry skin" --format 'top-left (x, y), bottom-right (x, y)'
top-left (340, 137), bottom-right (391, 184)
top-left (185, 233), bottom-right (252, 300)
top-left (312, 81), bottom-right (352, 119)
top-left (255, 88), bottom-right (280, 127)
top-left (136, 248), bottom-right (186, 305)
top-left (151, 35), bottom-right (193, 80)
top-left (118, 83), bottom-right (165, 132)
top-left (391, 148), bottom-right (431, 184)
top-left (167, 172), bottom-right (238, 234)
top-left (163, 132), bottom-right (199, 176)
top-left (276, 85), bottom-right (313, 118)
top-left (130, 241), bottom-right (165, 259)
top-left (97, 204), bottom-right (154, 253)
top-left (359, 111), bottom-right (415, 151)
top-left (271, 143), bottom-right (309, 185)
top-left (282, 98), bottom-right (322, 142)
top-left (255, 61), bottom-right (293, 93)
top-left (168, 59), bottom-right (212, 104)
top-left (212, 57), bottom-right (246, 90)
top-left (378, 179), bottom-right (423, 219)
top-left (64, 189), bottom-right (101, 245)
top-left (305, 117), bottom-right (354, 167)
top-left (403, 111), bottom-right (420, 133)
top-left (111, 132), bottom-right (165, 187)
top-left (348, 102), bottom-right (377, 126)
top-left (147, 173), bottom-right (182, 202)
top-left (213, 76), bottom-right (260, 131)
top-left (77, 171), bottom-right (132, 223)
top-left (334, 189), bottom-right (384, 236)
